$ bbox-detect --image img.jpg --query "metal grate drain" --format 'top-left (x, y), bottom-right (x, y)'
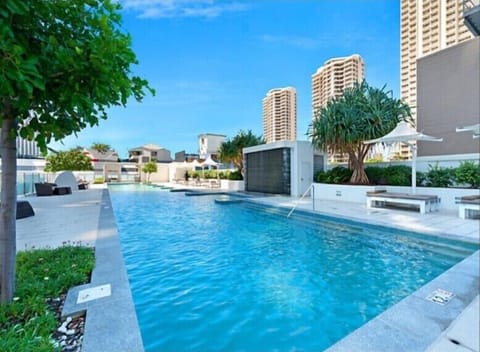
top-left (426, 288), bottom-right (455, 305)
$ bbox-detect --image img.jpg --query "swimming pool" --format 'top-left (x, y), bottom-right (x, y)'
top-left (109, 185), bottom-right (478, 352)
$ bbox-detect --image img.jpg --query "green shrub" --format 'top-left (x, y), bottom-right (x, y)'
top-left (314, 166), bottom-right (352, 184)
top-left (227, 170), bottom-right (243, 180)
top-left (416, 171), bottom-right (426, 187)
top-left (314, 170), bottom-right (327, 183)
top-left (189, 171), bottom-right (200, 179)
top-left (364, 166), bottom-right (386, 184)
top-left (203, 170), bottom-right (216, 179)
top-left (365, 165), bottom-right (417, 186)
top-left (424, 163), bottom-right (454, 188)
top-left (383, 165), bottom-right (412, 186)
top-left (455, 161), bottom-right (480, 188)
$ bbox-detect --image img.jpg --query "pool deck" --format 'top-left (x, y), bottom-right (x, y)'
top-left (16, 185), bottom-right (479, 352)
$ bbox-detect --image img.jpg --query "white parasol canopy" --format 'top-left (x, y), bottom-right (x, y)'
top-left (201, 155), bottom-right (219, 168)
top-left (200, 156), bottom-right (220, 179)
top-left (364, 121), bottom-right (442, 194)
top-left (456, 123), bottom-right (480, 139)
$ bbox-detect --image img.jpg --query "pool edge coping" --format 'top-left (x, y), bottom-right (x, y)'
top-left (63, 188), bottom-right (144, 352)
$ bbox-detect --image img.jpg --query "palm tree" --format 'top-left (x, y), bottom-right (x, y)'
top-left (142, 161), bottom-right (157, 183)
top-left (90, 142), bottom-right (111, 153)
top-left (218, 130), bottom-right (264, 176)
top-left (308, 80), bottom-right (411, 184)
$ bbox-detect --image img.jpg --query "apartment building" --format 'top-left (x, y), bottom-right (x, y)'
top-left (262, 87), bottom-right (297, 144)
top-left (128, 144), bottom-right (172, 163)
top-left (311, 54), bottom-right (364, 116)
top-left (400, 0), bottom-right (474, 158)
top-left (401, 0), bottom-right (473, 118)
top-left (312, 54), bottom-right (364, 163)
top-left (198, 133), bottom-right (226, 160)
top-left (16, 137), bottom-right (41, 158)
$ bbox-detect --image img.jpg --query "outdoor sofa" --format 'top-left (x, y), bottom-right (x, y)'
top-left (34, 182), bottom-right (72, 196)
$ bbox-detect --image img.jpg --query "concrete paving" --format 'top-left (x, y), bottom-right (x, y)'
top-left (17, 187), bottom-right (103, 250)
top-left (15, 185), bottom-right (480, 352)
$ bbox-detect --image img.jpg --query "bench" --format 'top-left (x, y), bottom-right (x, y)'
top-left (366, 191), bottom-right (440, 214)
top-left (457, 195), bottom-right (480, 219)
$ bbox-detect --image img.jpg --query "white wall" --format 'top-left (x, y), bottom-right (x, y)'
top-left (312, 183), bottom-right (480, 210)
top-left (220, 180), bottom-right (244, 191)
top-left (312, 184), bottom-right (384, 204)
top-left (328, 153), bottom-right (480, 172)
top-left (290, 141), bottom-right (314, 197)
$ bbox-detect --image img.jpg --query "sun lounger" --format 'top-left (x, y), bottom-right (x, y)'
top-left (457, 195), bottom-right (480, 219)
top-left (366, 191), bottom-right (440, 214)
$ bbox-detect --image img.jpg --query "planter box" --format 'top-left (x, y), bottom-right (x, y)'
top-left (313, 183), bottom-right (385, 204)
top-left (313, 183), bottom-right (480, 210)
top-left (220, 180), bottom-right (244, 191)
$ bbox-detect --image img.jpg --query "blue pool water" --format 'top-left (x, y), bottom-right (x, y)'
top-left (109, 185), bottom-right (477, 352)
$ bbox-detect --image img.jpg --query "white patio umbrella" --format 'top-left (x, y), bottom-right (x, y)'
top-left (364, 121), bottom-right (442, 194)
top-left (456, 123), bottom-right (480, 139)
top-left (200, 156), bottom-right (220, 179)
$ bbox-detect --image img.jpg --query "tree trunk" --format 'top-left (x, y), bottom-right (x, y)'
top-left (0, 116), bottom-right (17, 303)
top-left (349, 152), bottom-right (370, 184)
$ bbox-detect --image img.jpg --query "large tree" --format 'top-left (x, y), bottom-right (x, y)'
top-left (218, 130), bottom-right (264, 176)
top-left (308, 81), bottom-right (411, 184)
top-left (0, 0), bottom-right (153, 302)
top-left (44, 149), bottom-right (94, 172)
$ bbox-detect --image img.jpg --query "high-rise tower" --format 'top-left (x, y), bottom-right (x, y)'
top-left (262, 87), bottom-right (297, 144)
top-left (311, 54), bottom-right (364, 163)
top-left (400, 0), bottom-right (474, 121)
top-left (311, 54), bottom-right (364, 118)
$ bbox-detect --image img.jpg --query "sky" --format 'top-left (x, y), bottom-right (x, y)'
top-left (50, 0), bottom-right (401, 159)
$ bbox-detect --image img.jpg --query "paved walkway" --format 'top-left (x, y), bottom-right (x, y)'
top-left (15, 186), bottom-right (480, 352)
top-left (17, 187), bottom-right (103, 250)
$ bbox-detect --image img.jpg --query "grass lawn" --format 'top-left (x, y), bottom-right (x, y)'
top-left (0, 245), bottom-right (94, 352)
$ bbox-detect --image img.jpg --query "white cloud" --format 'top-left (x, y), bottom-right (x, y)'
top-left (121, 0), bottom-right (250, 19)
top-left (259, 34), bottom-right (327, 50)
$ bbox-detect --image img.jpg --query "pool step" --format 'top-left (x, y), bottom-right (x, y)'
top-left (185, 191), bottom-right (227, 197)
top-left (239, 200), bottom-right (478, 262)
top-left (214, 196), bottom-right (244, 204)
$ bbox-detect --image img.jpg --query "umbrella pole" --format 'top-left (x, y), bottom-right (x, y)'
top-left (412, 144), bottom-right (417, 194)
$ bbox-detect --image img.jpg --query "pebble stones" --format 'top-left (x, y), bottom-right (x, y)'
top-left (48, 295), bottom-right (85, 352)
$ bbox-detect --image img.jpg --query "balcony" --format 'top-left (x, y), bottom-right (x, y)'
top-left (464, 0), bottom-right (480, 36)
